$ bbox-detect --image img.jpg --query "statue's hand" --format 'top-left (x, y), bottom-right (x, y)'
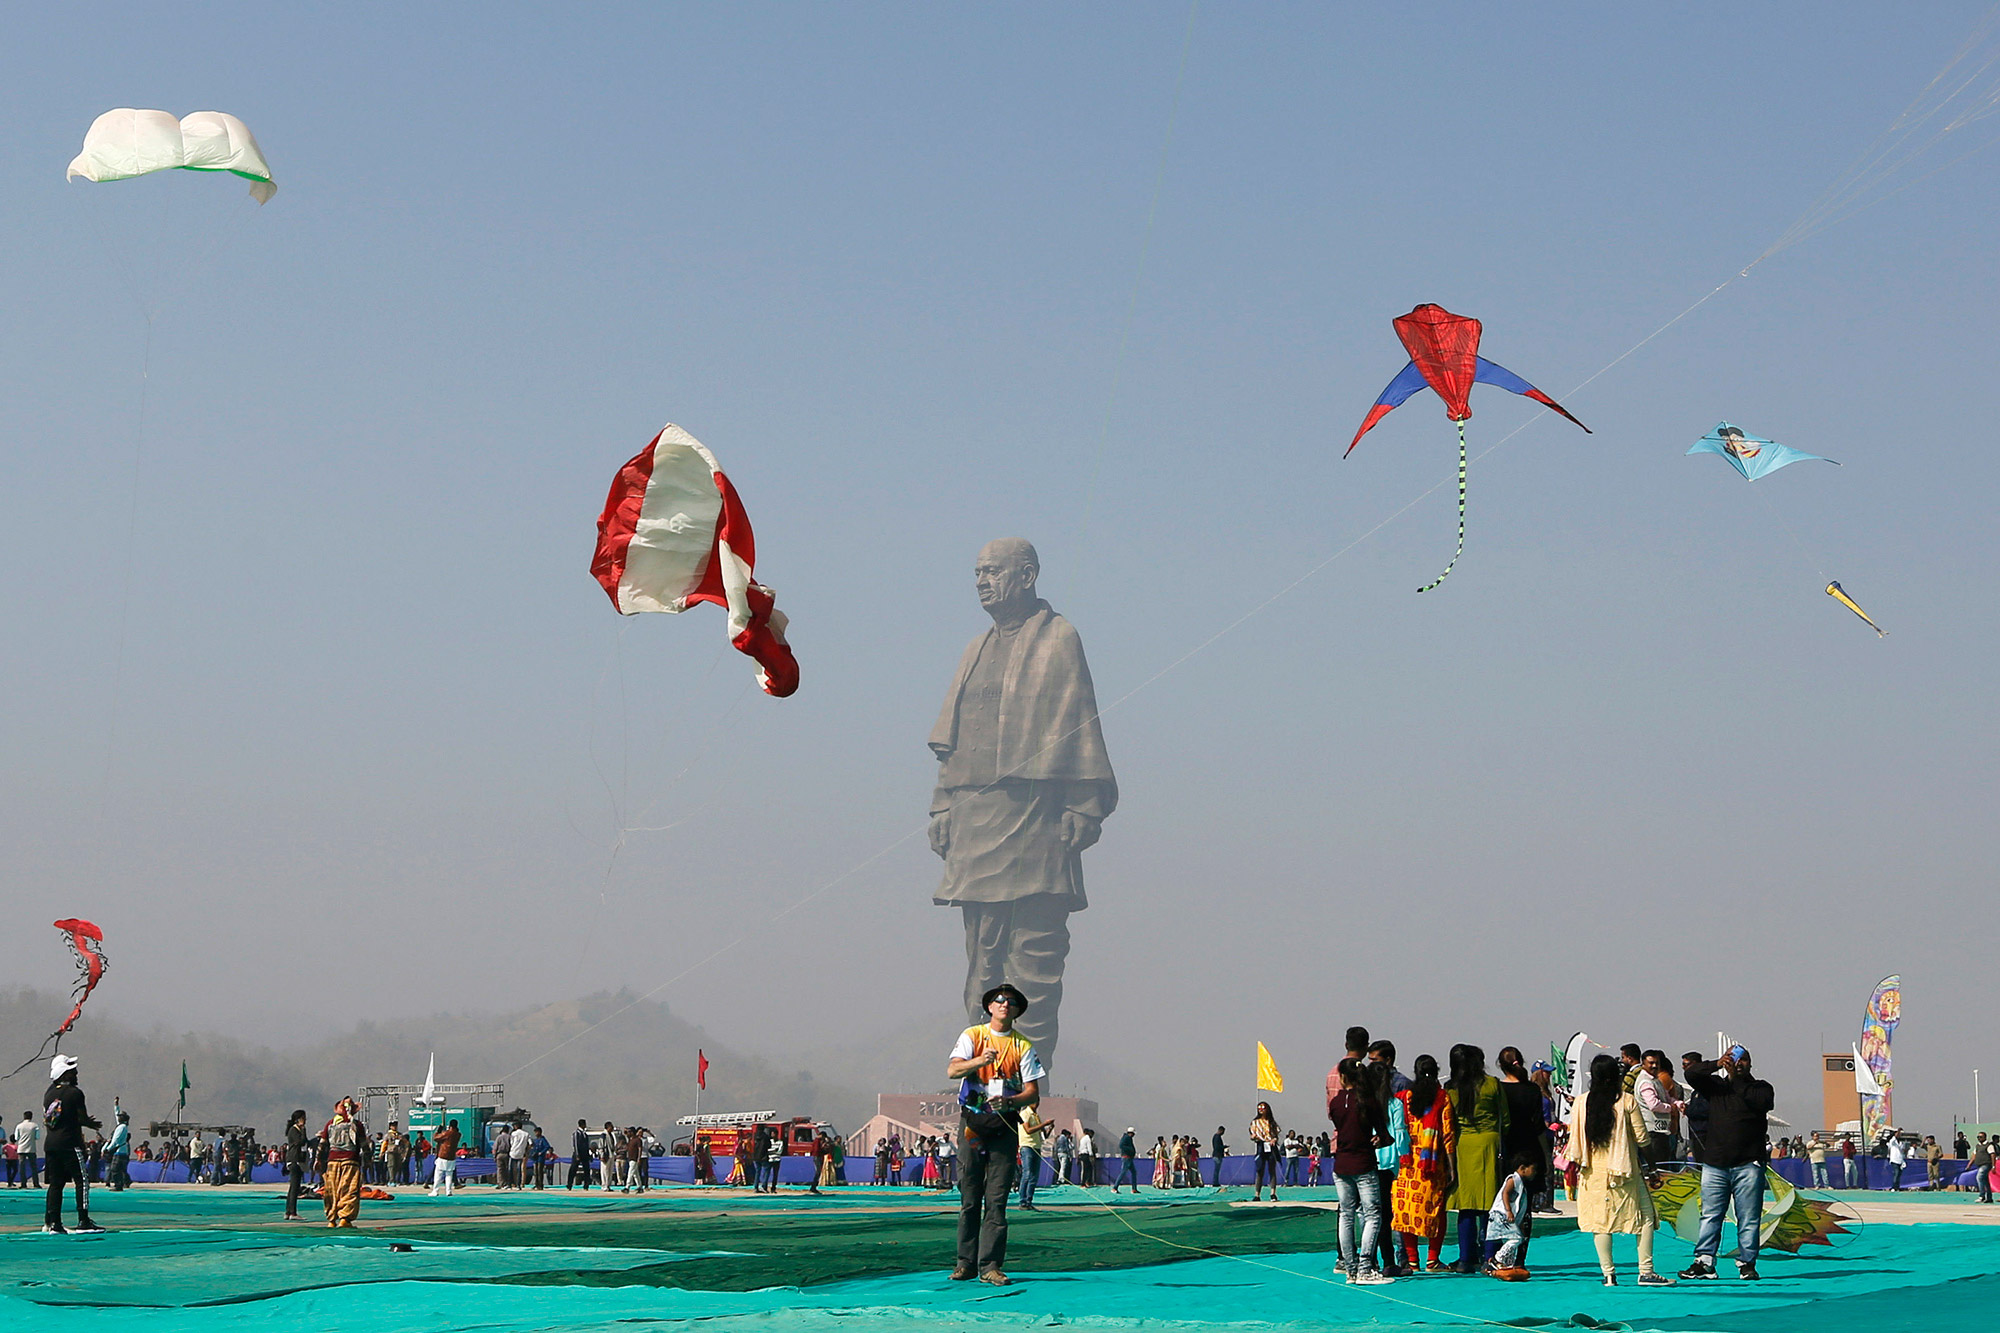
top-left (1061, 810), bottom-right (1102, 852)
top-left (928, 810), bottom-right (951, 859)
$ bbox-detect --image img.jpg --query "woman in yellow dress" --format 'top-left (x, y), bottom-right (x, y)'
top-left (1446, 1044), bottom-right (1508, 1272)
top-left (1569, 1053), bottom-right (1671, 1286)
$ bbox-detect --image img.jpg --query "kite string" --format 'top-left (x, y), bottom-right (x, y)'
top-left (1750, 483), bottom-right (1831, 585)
top-left (1075, 0), bottom-right (1199, 542)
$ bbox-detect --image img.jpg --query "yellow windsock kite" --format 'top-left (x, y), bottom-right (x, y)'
top-left (1256, 1042), bottom-right (1285, 1093)
top-left (1826, 581), bottom-right (1886, 637)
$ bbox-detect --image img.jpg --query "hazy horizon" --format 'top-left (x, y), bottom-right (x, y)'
top-left (5, 5), bottom-right (1996, 1143)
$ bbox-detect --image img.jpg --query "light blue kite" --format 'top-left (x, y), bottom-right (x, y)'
top-left (1688, 422), bottom-right (1837, 480)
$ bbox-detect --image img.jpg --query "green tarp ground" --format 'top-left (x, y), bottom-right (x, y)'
top-left (0, 1230), bottom-right (691, 1307)
top-left (4, 1185), bottom-right (1993, 1333)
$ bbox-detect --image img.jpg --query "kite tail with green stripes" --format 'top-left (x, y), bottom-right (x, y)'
top-left (1418, 418), bottom-right (1468, 594)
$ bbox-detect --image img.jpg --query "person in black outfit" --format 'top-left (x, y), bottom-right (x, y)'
top-left (41, 1055), bottom-right (103, 1234)
top-left (1211, 1127), bottom-right (1228, 1186)
top-left (1678, 1052), bottom-right (1710, 1164)
top-left (283, 1110), bottom-right (310, 1219)
top-left (1495, 1047), bottom-right (1549, 1271)
top-left (570, 1120), bottom-right (594, 1189)
top-left (1679, 1046), bottom-right (1776, 1282)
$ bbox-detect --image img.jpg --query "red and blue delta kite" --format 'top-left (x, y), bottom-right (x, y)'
top-left (1347, 304), bottom-right (1590, 591)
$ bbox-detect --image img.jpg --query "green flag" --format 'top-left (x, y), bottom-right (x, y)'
top-left (176, 1061), bottom-right (190, 1111)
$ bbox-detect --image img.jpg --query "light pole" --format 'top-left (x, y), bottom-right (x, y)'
top-left (1976, 1069), bottom-right (1981, 1125)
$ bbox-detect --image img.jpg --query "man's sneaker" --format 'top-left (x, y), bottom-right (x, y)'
top-left (40, 1223), bottom-right (67, 1235)
top-left (73, 1220), bottom-right (106, 1234)
top-left (1637, 1271), bottom-right (1674, 1286)
top-left (1354, 1269), bottom-right (1394, 1285)
top-left (1679, 1260), bottom-right (1717, 1280)
top-left (1738, 1262), bottom-right (1761, 1281)
top-left (1601, 1272), bottom-right (1617, 1286)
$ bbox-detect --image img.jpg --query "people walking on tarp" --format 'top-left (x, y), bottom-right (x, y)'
top-left (105, 1110), bottom-right (131, 1190)
top-left (1968, 1134), bottom-right (1994, 1203)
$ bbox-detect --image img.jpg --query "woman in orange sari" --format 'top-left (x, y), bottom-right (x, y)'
top-left (1392, 1054), bottom-right (1458, 1272)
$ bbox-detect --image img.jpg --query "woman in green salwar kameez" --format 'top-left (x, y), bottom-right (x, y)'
top-left (1446, 1044), bottom-right (1508, 1272)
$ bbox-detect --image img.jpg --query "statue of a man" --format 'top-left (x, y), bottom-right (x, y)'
top-left (929, 539), bottom-right (1116, 1067)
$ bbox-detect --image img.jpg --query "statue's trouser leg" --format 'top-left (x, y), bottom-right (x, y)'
top-left (961, 898), bottom-right (1072, 1067)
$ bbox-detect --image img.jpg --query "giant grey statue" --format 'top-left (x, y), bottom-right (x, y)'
top-left (929, 539), bottom-right (1115, 1067)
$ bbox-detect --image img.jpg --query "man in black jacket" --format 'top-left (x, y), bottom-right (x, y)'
top-left (569, 1121), bottom-right (593, 1190)
top-left (41, 1055), bottom-right (104, 1234)
top-left (1678, 1046), bottom-right (1775, 1282)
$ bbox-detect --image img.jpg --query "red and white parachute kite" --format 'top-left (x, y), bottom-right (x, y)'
top-left (591, 425), bottom-right (799, 698)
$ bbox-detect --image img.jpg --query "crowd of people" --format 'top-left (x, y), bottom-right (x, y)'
top-left (20, 1024), bottom-right (1997, 1287)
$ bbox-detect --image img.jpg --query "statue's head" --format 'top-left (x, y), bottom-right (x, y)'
top-left (975, 538), bottom-right (1039, 620)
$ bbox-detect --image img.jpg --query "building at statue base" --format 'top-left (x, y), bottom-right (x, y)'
top-left (847, 1091), bottom-right (1101, 1156)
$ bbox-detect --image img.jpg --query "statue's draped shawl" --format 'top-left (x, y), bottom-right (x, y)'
top-left (930, 602), bottom-right (1116, 790)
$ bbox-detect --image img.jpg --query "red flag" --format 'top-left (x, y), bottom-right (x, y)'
top-left (697, 1049), bottom-right (708, 1090)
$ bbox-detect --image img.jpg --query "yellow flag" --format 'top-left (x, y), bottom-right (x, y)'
top-left (1255, 1042), bottom-right (1284, 1093)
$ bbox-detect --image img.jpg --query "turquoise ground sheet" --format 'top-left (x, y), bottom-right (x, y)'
top-left (3, 1184), bottom-right (1993, 1332)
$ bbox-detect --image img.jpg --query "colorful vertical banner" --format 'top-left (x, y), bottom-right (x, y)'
top-left (1857, 975), bottom-right (1900, 1142)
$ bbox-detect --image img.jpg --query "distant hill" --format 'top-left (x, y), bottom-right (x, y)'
top-left (0, 987), bottom-right (867, 1141)
top-left (2, 988), bottom-right (1245, 1145)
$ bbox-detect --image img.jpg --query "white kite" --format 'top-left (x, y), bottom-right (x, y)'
top-left (67, 109), bottom-right (276, 202)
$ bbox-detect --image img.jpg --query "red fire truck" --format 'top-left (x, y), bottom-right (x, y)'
top-left (671, 1110), bottom-right (828, 1157)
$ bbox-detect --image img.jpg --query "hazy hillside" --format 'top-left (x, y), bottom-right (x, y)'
top-left (0, 987), bottom-right (870, 1140)
top-left (3, 988), bottom-right (1245, 1144)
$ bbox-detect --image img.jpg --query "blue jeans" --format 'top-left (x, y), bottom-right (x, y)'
top-left (1018, 1149), bottom-right (1040, 1207)
top-left (1694, 1162), bottom-right (1764, 1265)
top-left (1117, 1156), bottom-right (1138, 1189)
top-left (1812, 1162), bottom-right (1828, 1188)
top-left (1334, 1170), bottom-right (1383, 1275)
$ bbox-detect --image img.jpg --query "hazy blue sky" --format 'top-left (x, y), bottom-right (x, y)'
top-left (4, 4), bottom-right (1996, 1135)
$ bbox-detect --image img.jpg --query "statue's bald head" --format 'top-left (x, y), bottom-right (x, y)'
top-left (978, 538), bottom-right (1038, 574)
top-left (974, 538), bottom-right (1040, 624)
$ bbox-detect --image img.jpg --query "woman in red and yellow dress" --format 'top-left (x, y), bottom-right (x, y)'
top-left (1392, 1054), bottom-right (1458, 1271)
